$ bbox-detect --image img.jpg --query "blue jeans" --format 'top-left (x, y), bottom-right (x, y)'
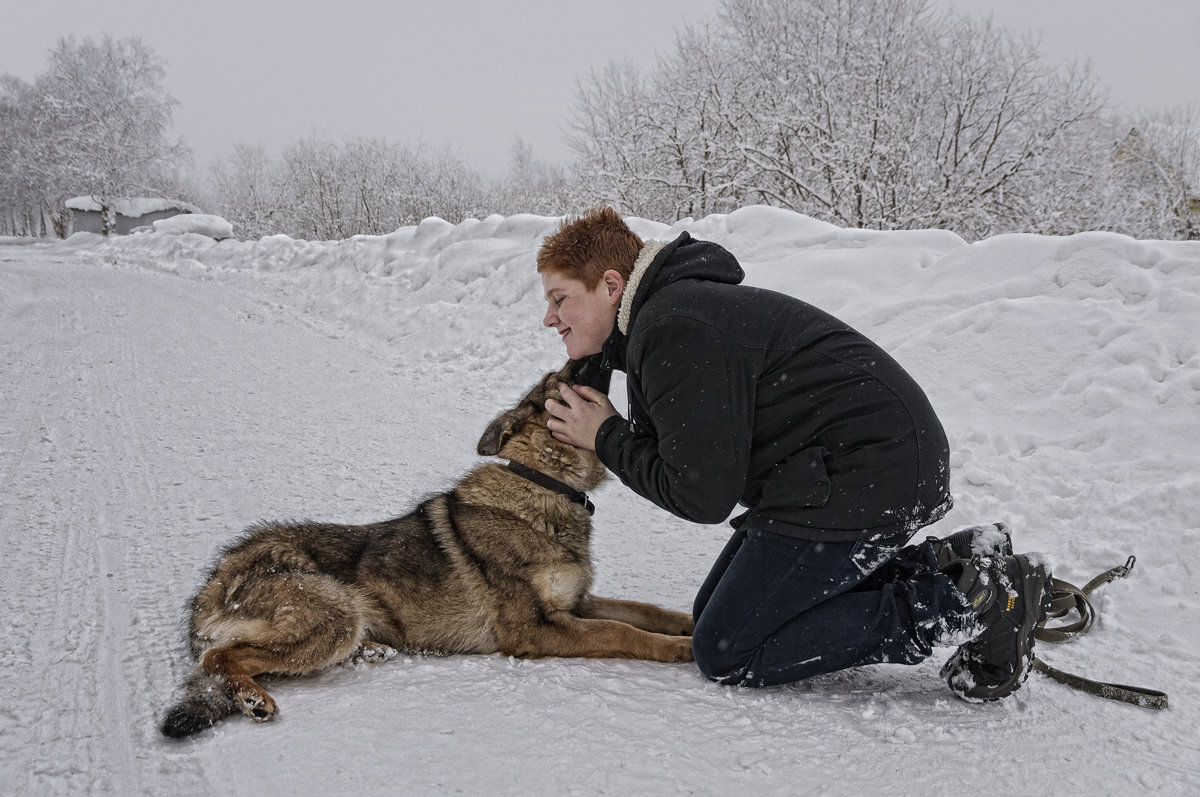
top-left (691, 526), bottom-right (974, 687)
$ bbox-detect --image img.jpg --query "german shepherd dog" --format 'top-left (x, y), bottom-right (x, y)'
top-left (161, 358), bottom-right (694, 738)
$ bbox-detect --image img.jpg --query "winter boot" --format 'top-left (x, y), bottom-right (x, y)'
top-left (940, 552), bottom-right (1052, 701)
top-left (929, 522), bottom-right (1013, 571)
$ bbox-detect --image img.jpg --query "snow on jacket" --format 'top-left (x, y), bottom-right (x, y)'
top-left (595, 232), bottom-right (952, 542)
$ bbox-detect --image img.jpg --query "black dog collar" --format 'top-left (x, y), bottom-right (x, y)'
top-left (505, 461), bottom-right (595, 516)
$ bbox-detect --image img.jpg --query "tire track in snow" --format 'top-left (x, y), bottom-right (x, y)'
top-left (0, 252), bottom-right (216, 793)
top-left (1, 257), bottom-right (112, 792)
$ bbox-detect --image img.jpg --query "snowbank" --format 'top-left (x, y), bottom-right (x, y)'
top-left (151, 213), bottom-right (235, 240)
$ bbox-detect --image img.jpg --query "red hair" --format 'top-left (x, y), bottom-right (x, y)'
top-left (537, 207), bottom-right (643, 287)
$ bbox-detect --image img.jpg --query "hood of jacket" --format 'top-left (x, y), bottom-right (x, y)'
top-left (603, 231), bottom-right (744, 369)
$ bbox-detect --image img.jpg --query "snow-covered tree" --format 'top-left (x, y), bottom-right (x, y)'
top-left (487, 138), bottom-right (579, 217)
top-left (0, 76), bottom-right (45, 236)
top-left (278, 135), bottom-right (352, 239)
top-left (568, 61), bottom-right (660, 217)
top-left (396, 143), bottom-right (488, 227)
top-left (913, 13), bottom-right (1104, 237)
top-left (40, 35), bottom-right (187, 234)
top-left (568, 0), bottom-right (1130, 239)
top-left (203, 144), bottom-right (286, 241)
top-left (1102, 109), bottom-right (1200, 240)
top-left (0, 35), bottom-right (188, 236)
top-left (1, 72), bottom-right (83, 237)
top-left (202, 135), bottom-right (493, 239)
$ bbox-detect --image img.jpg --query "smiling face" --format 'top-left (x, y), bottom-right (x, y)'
top-left (540, 269), bottom-right (624, 359)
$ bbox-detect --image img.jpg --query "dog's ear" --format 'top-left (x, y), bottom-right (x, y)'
top-left (565, 353), bottom-right (611, 395)
top-left (477, 412), bottom-right (513, 456)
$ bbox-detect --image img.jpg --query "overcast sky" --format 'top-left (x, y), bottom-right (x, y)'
top-left (2, 0), bottom-right (1197, 175)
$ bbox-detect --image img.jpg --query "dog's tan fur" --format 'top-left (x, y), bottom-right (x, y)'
top-left (161, 360), bottom-right (693, 737)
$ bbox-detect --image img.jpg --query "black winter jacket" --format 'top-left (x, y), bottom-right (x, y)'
top-left (595, 232), bottom-right (952, 542)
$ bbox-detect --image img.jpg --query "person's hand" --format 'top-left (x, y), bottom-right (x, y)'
top-left (545, 383), bottom-right (619, 451)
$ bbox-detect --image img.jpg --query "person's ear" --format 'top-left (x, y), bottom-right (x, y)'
top-left (602, 269), bottom-right (625, 302)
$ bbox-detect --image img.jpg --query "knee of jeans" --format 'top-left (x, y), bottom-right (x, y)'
top-left (691, 617), bottom-right (752, 685)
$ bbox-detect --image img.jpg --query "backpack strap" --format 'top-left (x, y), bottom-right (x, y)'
top-left (1032, 556), bottom-right (1168, 710)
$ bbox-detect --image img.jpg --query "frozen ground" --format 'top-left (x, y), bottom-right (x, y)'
top-left (1, 207), bottom-right (1198, 795)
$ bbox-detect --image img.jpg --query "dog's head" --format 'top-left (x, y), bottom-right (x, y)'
top-left (477, 356), bottom-right (611, 491)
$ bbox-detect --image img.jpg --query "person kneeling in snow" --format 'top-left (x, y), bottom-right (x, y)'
top-left (538, 207), bottom-right (1052, 701)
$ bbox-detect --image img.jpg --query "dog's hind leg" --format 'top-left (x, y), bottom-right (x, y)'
top-left (193, 572), bottom-right (374, 724)
top-left (201, 645), bottom-right (284, 722)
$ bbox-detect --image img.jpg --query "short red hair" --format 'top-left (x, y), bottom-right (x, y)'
top-left (537, 207), bottom-right (643, 287)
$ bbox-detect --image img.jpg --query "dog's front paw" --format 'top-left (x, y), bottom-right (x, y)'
top-left (351, 641), bottom-right (399, 665)
top-left (667, 636), bottom-right (694, 663)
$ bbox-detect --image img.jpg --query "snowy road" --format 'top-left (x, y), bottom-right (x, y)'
top-left (2, 228), bottom-right (1198, 795)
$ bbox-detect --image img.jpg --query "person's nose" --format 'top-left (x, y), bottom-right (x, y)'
top-left (543, 303), bottom-right (557, 327)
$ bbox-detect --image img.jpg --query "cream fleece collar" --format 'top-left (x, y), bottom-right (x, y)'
top-left (617, 240), bottom-right (668, 335)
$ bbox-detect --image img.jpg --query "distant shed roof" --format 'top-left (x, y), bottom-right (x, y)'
top-left (65, 196), bottom-right (201, 216)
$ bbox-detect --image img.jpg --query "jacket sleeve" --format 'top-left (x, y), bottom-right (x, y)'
top-left (595, 316), bottom-right (752, 524)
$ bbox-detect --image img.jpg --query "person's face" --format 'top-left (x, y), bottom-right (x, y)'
top-left (541, 269), bottom-right (623, 359)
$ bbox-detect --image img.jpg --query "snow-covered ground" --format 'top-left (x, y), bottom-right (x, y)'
top-left (1, 207), bottom-right (1197, 795)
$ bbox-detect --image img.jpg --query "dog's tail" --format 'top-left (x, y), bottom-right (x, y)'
top-left (160, 666), bottom-right (239, 739)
